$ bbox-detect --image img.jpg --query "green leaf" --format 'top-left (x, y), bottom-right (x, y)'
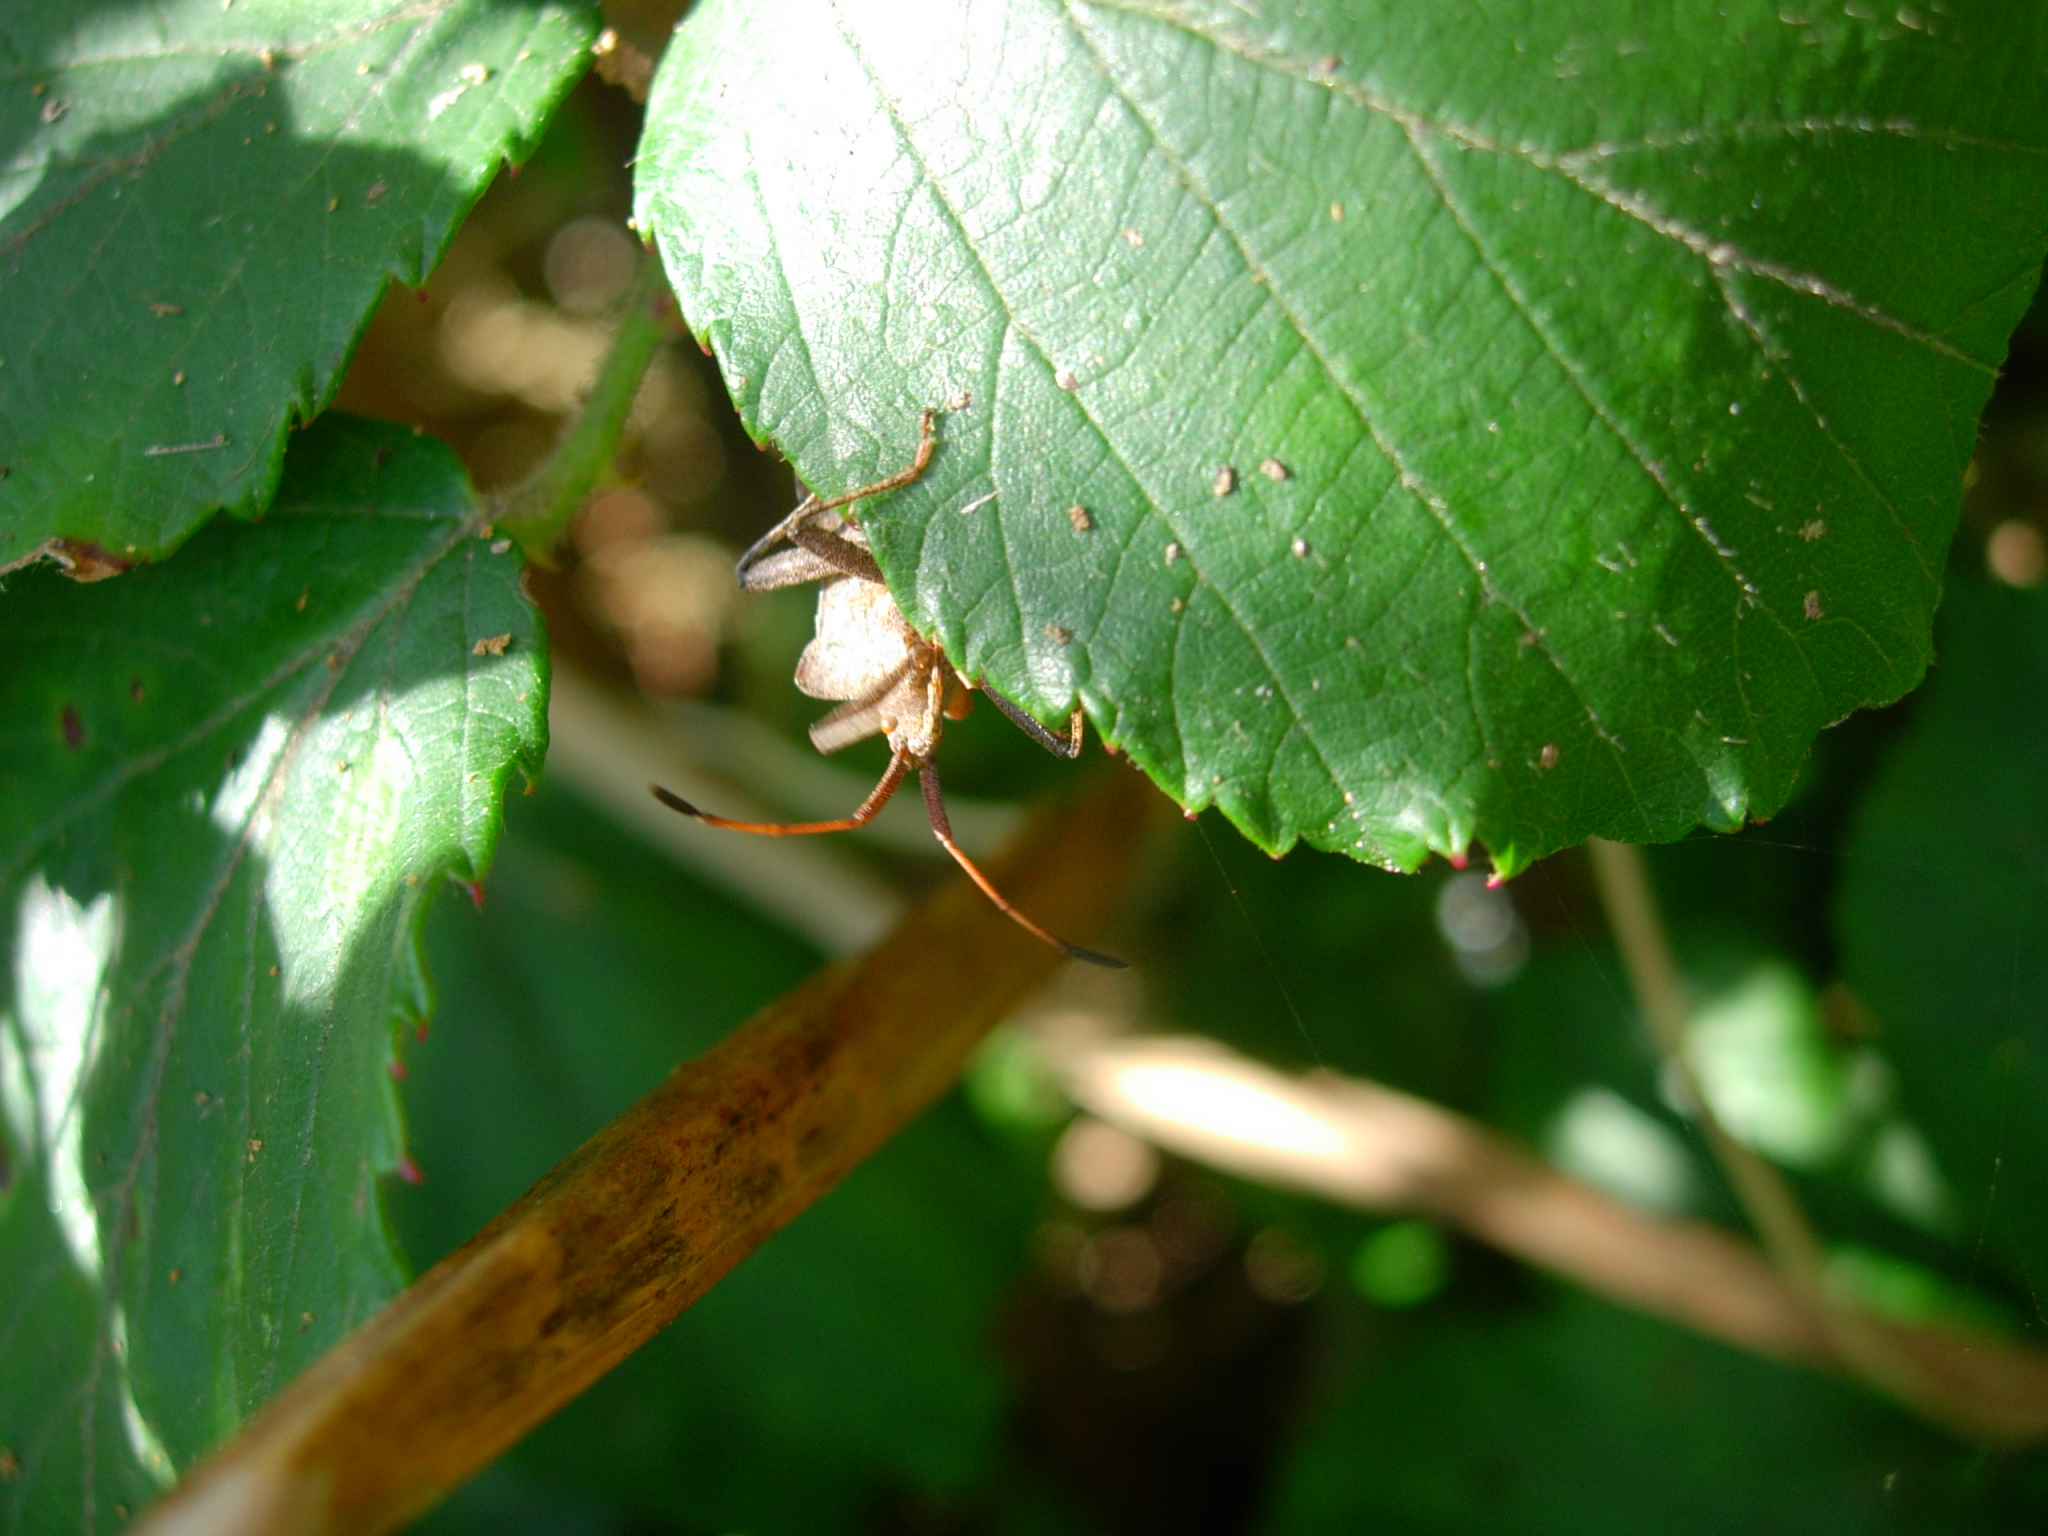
top-left (389, 785), bottom-right (1035, 1536)
top-left (635, 0), bottom-right (2048, 873)
top-left (0, 415), bottom-right (546, 1532)
top-left (1836, 580), bottom-right (2048, 1296)
top-left (1265, 1292), bottom-right (2036, 1535)
top-left (0, 0), bottom-right (596, 570)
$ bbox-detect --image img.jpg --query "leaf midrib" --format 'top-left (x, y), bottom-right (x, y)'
top-left (828, 0), bottom-right (1666, 837)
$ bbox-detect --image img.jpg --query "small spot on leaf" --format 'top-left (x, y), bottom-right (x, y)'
top-left (473, 633), bottom-right (512, 656)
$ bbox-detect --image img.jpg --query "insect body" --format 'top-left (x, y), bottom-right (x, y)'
top-left (651, 412), bottom-right (1121, 968)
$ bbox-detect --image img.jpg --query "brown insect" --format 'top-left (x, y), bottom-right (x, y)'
top-left (651, 411), bottom-right (1123, 968)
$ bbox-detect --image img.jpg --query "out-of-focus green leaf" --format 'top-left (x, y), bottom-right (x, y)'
top-left (636, 0), bottom-right (2047, 874)
top-left (393, 784), bottom-right (1037, 1536)
top-left (1266, 1292), bottom-right (2040, 1535)
top-left (1837, 581), bottom-right (2048, 1297)
top-left (0, 415), bottom-right (546, 1532)
top-left (0, 0), bottom-right (596, 569)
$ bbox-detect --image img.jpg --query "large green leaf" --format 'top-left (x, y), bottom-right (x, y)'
top-left (0, 415), bottom-right (546, 1532)
top-left (1836, 581), bottom-right (2048, 1297)
top-left (0, 0), bottom-right (596, 571)
top-left (389, 785), bottom-right (1035, 1536)
top-left (635, 0), bottom-right (2048, 874)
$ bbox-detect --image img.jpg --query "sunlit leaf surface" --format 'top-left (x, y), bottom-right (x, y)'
top-left (0, 0), bottom-right (596, 569)
top-left (637, 0), bottom-right (2047, 872)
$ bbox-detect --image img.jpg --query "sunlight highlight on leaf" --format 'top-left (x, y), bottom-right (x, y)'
top-left (5, 875), bottom-right (118, 1284)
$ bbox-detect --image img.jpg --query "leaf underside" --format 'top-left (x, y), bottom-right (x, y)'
top-left (0, 0), bottom-right (597, 572)
top-left (636, 0), bottom-right (2048, 873)
top-left (0, 415), bottom-right (547, 1533)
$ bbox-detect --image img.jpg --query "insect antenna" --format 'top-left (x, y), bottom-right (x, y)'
top-left (918, 761), bottom-right (1127, 969)
top-left (652, 750), bottom-right (911, 835)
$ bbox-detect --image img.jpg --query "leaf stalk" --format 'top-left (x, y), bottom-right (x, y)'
top-left (1585, 835), bottom-right (2031, 1442)
top-left (495, 254), bottom-right (670, 555)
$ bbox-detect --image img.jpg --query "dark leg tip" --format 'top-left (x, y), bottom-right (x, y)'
top-left (1059, 942), bottom-right (1130, 970)
top-left (651, 785), bottom-right (702, 818)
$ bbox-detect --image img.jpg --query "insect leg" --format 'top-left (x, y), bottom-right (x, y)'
top-left (809, 409), bottom-right (939, 516)
top-left (788, 522), bottom-right (885, 583)
top-left (652, 749), bottom-right (911, 835)
top-left (917, 761), bottom-right (1126, 969)
top-left (734, 493), bottom-right (822, 584)
top-left (981, 683), bottom-right (1084, 760)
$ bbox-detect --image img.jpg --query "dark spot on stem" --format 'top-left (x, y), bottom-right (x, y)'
top-left (60, 705), bottom-right (83, 749)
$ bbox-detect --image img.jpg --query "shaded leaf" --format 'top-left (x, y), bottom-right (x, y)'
top-left (636, 0), bottom-right (2048, 873)
top-left (1265, 1292), bottom-right (2039, 1535)
top-left (1836, 581), bottom-right (2048, 1298)
top-left (391, 784), bottom-right (1036, 1536)
top-left (0, 416), bottom-right (546, 1532)
top-left (0, 0), bottom-right (596, 570)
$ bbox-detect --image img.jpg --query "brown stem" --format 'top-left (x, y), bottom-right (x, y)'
top-left (1584, 836), bottom-right (2019, 1441)
top-left (135, 767), bottom-right (1161, 1536)
top-left (1057, 1034), bottom-right (2048, 1442)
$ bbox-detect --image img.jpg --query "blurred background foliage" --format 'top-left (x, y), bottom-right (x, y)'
top-left (327, 10), bottom-right (2048, 1531)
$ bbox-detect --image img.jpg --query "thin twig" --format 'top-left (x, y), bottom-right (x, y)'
top-left (495, 255), bottom-right (670, 554)
top-left (548, 665), bottom-right (907, 954)
top-left (1584, 836), bottom-right (2010, 1440)
top-left (1051, 1032), bottom-right (2048, 1442)
top-left (133, 768), bottom-right (1162, 1536)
